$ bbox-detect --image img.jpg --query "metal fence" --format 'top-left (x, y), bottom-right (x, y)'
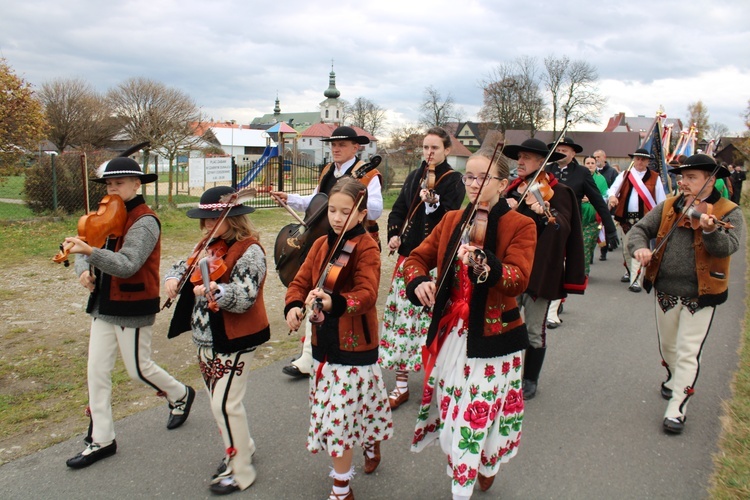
top-left (233, 156), bottom-right (322, 208)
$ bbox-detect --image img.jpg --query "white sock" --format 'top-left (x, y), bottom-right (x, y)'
top-left (332, 483), bottom-right (350, 496)
top-left (364, 445), bottom-right (376, 459)
top-left (453, 494), bottom-right (471, 500)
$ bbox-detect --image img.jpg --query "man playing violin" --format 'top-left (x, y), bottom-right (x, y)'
top-left (607, 148), bottom-right (667, 292)
top-left (504, 138), bottom-right (587, 400)
top-left (628, 154), bottom-right (745, 435)
top-left (271, 126), bottom-right (383, 378)
top-left (63, 157), bottom-right (195, 469)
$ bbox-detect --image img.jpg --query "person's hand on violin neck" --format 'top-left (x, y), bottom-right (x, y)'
top-left (193, 281), bottom-right (220, 298)
top-left (63, 236), bottom-right (93, 256)
top-left (698, 212), bottom-right (718, 233)
top-left (79, 270), bottom-right (95, 292)
top-left (306, 288), bottom-right (332, 312)
top-left (387, 236), bottom-right (401, 252)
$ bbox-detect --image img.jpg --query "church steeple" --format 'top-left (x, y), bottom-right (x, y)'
top-left (273, 93), bottom-right (281, 117)
top-left (323, 61), bottom-right (340, 99)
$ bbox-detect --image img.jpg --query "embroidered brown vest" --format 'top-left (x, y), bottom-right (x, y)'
top-left (614, 169), bottom-right (659, 220)
top-left (218, 237), bottom-right (269, 340)
top-left (644, 196), bottom-right (734, 306)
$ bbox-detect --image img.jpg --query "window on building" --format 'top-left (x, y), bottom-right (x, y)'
top-left (469, 140), bottom-right (474, 145)
top-left (336, 110), bottom-right (340, 118)
top-left (325, 110), bottom-right (329, 118)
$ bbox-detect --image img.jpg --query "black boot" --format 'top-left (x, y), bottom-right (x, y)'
top-left (523, 347), bottom-right (546, 400)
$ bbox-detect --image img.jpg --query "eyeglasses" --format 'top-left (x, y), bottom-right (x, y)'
top-left (461, 174), bottom-right (502, 186)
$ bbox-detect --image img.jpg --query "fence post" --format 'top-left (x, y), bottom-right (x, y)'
top-left (153, 156), bottom-right (159, 209)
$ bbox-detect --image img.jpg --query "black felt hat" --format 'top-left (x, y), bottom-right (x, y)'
top-left (548, 136), bottom-right (583, 154)
top-left (668, 153), bottom-right (730, 179)
top-left (91, 157), bottom-right (158, 184)
top-left (503, 138), bottom-right (565, 162)
top-left (628, 148), bottom-right (654, 159)
top-left (186, 186), bottom-right (256, 219)
top-left (320, 126), bottom-right (370, 145)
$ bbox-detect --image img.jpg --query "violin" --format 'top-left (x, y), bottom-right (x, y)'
top-left (198, 256), bottom-right (221, 312)
top-left (518, 173), bottom-right (558, 227)
top-left (388, 153), bottom-right (434, 257)
top-left (189, 238), bottom-right (228, 285)
top-left (422, 152), bottom-right (438, 205)
top-left (462, 201), bottom-right (490, 283)
top-left (681, 200), bottom-right (734, 232)
top-left (52, 194), bottom-right (127, 266)
top-left (273, 156), bottom-right (382, 286)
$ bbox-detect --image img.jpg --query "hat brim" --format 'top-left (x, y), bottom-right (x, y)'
top-left (504, 145), bottom-right (565, 162)
top-left (91, 173), bottom-right (158, 184)
top-left (320, 135), bottom-right (370, 145)
top-left (548, 143), bottom-right (583, 154)
top-left (668, 164), bottom-right (730, 179)
top-left (628, 153), bottom-right (654, 159)
top-left (186, 204), bottom-right (256, 219)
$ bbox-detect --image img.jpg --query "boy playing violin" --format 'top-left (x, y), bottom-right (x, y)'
top-left (285, 177), bottom-right (392, 500)
top-left (165, 186), bottom-right (269, 495)
top-left (63, 157), bottom-right (195, 469)
top-left (629, 154), bottom-right (745, 435)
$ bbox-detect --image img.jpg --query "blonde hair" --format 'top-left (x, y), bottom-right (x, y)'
top-left (200, 213), bottom-right (259, 241)
top-left (471, 131), bottom-right (510, 180)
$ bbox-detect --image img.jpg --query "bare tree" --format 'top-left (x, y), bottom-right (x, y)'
top-left (479, 57), bottom-right (546, 135)
top-left (543, 55), bottom-right (605, 134)
top-left (706, 122), bottom-right (729, 143)
top-left (345, 97), bottom-right (388, 138)
top-left (107, 77), bottom-right (202, 205)
top-left (419, 86), bottom-right (462, 128)
top-left (686, 101), bottom-right (710, 142)
top-left (39, 78), bottom-right (118, 153)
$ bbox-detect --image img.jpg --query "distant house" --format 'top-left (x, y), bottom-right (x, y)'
top-left (298, 123), bottom-right (378, 165)
top-left (504, 130), bottom-right (642, 170)
top-left (446, 135), bottom-right (472, 171)
top-left (714, 137), bottom-right (750, 167)
top-left (604, 112), bottom-right (684, 142)
top-left (453, 122), bottom-right (498, 148)
top-left (191, 121), bottom-right (275, 167)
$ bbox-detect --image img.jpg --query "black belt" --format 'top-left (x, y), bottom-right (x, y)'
top-left (625, 212), bottom-right (641, 225)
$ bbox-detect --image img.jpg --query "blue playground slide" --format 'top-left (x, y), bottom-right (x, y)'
top-left (237, 145), bottom-right (278, 189)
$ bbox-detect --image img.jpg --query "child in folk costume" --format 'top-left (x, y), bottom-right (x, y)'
top-left (285, 177), bottom-right (393, 500)
top-left (165, 186), bottom-right (269, 495)
top-left (381, 127), bottom-right (465, 409)
top-left (63, 157), bottom-right (194, 469)
top-left (403, 146), bottom-right (537, 499)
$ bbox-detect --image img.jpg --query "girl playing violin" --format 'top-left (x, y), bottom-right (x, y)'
top-left (381, 127), bottom-right (465, 410)
top-left (165, 186), bottom-right (269, 495)
top-left (64, 157), bottom-right (195, 470)
top-left (403, 145), bottom-right (537, 499)
top-left (285, 177), bottom-right (393, 500)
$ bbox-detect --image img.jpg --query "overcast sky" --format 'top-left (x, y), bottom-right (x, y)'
top-left (2, 0), bottom-right (749, 138)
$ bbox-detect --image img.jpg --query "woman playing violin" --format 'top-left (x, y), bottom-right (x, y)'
top-left (381, 127), bottom-right (465, 410)
top-left (403, 144), bottom-right (536, 499)
top-left (285, 177), bottom-right (392, 500)
top-left (164, 186), bottom-right (268, 495)
top-left (628, 154), bottom-right (745, 435)
top-left (64, 158), bottom-right (195, 470)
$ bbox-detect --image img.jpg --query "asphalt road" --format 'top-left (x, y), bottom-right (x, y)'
top-left (1, 244), bottom-right (745, 500)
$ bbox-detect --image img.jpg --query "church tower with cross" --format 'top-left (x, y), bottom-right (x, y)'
top-left (319, 61), bottom-right (344, 124)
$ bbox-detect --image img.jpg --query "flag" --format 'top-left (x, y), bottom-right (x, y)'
top-left (641, 117), bottom-right (670, 191)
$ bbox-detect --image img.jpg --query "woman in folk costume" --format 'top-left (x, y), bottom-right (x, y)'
top-left (285, 177), bottom-right (393, 500)
top-left (403, 144), bottom-right (537, 499)
top-left (380, 127), bottom-right (465, 410)
top-left (165, 186), bottom-right (269, 495)
top-left (581, 155), bottom-right (610, 273)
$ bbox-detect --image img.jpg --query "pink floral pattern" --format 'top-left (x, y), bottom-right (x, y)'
top-left (307, 361), bottom-right (393, 458)
top-left (378, 259), bottom-right (434, 372)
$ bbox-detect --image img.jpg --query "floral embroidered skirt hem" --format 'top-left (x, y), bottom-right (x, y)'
top-left (378, 258), bottom-right (434, 372)
top-left (307, 361), bottom-right (394, 458)
top-left (411, 318), bottom-right (524, 497)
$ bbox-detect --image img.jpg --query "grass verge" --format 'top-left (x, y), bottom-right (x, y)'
top-left (709, 199), bottom-right (750, 499)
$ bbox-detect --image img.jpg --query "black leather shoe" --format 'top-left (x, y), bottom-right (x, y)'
top-left (663, 417), bottom-right (685, 434)
top-left (66, 440), bottom-right (117, 469)
top-left (661, 383), bottom-right (673, 400)
top-left (210, 477), bottom-right (241, 495)
top-left (522, 379), bottom-right (537, 400)
top-left (167, 386), bottom-right (195, 430)
top-left (282, 363), bottom-right (309, 378)
top-left (599, 255), bottom-right (607, 261)
top-left (546, 321), bottom-right (559, 329)
top-left (628, 281), bottom-right (642, 293)
top-left (620, 272), bottom-right (630, 283)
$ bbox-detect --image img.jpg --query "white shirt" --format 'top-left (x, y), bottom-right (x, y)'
top-left (286, 157), bottom-right (383, 221)
top-left (607, 169), bottom-right (666, 212)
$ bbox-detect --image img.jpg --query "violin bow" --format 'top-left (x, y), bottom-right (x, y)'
top-left (516, 121), bottom-right (571, 208)
top-left (290, 188), bottom-right (367, 332)
top-left (162, 187), bottom-right (257, 309)
top-left (426, 140), bottom-right (504, 312)
top-left (389, 153), bottom-right (434, 257)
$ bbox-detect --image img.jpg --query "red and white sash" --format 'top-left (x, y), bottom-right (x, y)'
top-left (628, 171), bottom-right (656, 212)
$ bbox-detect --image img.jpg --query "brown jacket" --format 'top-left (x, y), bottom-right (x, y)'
top-left (403, 201), bottom-right (536, 358)
top-left (285, 226), bottom-right (381, 365)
